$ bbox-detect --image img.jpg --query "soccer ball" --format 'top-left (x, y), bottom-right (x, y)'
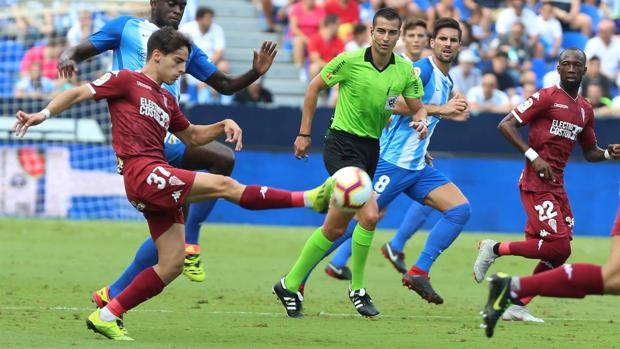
top-left (331, 166), bottom-right (373, 212)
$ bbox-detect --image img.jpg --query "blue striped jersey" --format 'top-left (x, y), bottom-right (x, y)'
top-left (89, 16), bottom-right (217, 100)
top-left (380, 56), bottom-right (453, 170)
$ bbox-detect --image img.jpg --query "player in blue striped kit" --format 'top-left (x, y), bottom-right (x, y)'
top-left (311, 18), bottom-right (471, 304)
top-left (57, 0), bottom-right (278, 306)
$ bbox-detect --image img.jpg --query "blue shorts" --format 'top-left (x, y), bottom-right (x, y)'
top-left (164, 133), bottom-right (186, 168)
top-left (372, 159), bottom-right (450, 209)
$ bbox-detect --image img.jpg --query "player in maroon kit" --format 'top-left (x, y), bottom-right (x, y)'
top-left (482, 202), bottom-right (620, 338)
top-left (13, 27), bottom-right (334, 341)
top-left (474, 48), bottom-right (620, 325)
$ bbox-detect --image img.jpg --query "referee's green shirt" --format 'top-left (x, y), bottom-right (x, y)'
top-left (320, 47), bottom-right (424, 139)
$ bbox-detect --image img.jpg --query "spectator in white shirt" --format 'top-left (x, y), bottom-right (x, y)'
top-left (535, 2), bottom-right (562, 59)
top-left (345, 23), bottom-right (369, 52)
top-left (180, 7), bottom-right (227, 65)
top-left (467, 73), bottom-right (512, 115)
top-left (584, 19), bottom-right (620, 81)
top-left (450, 49), bottom-right (482, 96)
top-left (495, 0), bottom-right (538, 39)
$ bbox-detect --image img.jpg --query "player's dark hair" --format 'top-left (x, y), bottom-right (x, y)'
top-left (146, 27), bottom-right (192, 59)
top-left (431, 17), bottom-right (461, 41)
top-left (352, 23), bottom-right (367, 36)
top-left (403, 18), bottom-right (426, 33)
top-left (559, 48), bottom-right (587, 64)
top-left (373, 7), bottom-right (402, 28)
top-left (589, 55), bottom-right (600, 62)
top-left (196, 6), bottom-right (214, 19)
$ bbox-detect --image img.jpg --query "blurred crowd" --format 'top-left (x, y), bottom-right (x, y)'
top-left (258, 0), bottom-right (620, 117)
top-left (3, 0), bottom-right (620, 116)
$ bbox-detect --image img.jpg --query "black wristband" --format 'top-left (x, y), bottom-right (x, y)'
top-left (298, 133), bottom-right (311, 137)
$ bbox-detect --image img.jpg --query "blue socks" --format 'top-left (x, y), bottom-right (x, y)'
top-left (185, 200), bottom-right (217, 245)
top-left (414, 203), bottom-right (471, 272)
top-left (109, 238), bottom-right (158, 298)
top-left (389, 203), bottom-right (434, 252)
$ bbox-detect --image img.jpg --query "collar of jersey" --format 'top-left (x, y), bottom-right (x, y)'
top-left (555, 83), bottom-right (578, 102)
top-left (137, 70), bottom-right (162, 89)
top-left (364, 47), bottom-right (395, 73)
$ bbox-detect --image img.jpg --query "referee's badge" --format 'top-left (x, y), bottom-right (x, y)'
top-left (385, 96), bottom-right (398, 110)
top-left (413, 67), bottom-right (421, 77)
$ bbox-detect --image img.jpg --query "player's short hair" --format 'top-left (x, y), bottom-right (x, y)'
top-left (559, 48), bottom-right (587, 64)
top-left (147, 27), bottom-right (192, 59)
top-left (403, 18), bottom-right (427, 34)
top-left (432, 17), bottom-right (461, 41)
top-left (196, 6), bottom-right (214, 19)
top-left (589, 55), bottom-right (600, 62)
top-left (373, 7), bottom-right (402, 28)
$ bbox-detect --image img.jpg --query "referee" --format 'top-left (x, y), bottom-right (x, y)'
top-left (274, 7), bottom-right (428, 318)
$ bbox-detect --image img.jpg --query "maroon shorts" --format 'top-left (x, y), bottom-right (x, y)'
top-left (520, 190), bottom-right (574, 241)
top-left (612, 206), bottom-right (620, 237)
top-left (122, 158), bottom-right (196, 240)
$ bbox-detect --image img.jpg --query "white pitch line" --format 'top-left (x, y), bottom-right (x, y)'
top-left (0, 305), bottom-right (613, 322)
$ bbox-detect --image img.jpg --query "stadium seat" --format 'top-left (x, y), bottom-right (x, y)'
top-left (561, 32), bottom-right (588, 50)
top-left (0, 71), bottom-right (15, 97)
top-left (530, 58), bottom-right (549, 89)
top-left (580, 4), bottom-right (601, 34)
top-left (0, 39), bottom-right (25, 74)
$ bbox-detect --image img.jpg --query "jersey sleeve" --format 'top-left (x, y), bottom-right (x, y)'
top-left (511, 90), bottom-right (550, 125)
top-left (88, 15), bottom-right (133, 53)
top-left (578, 105), bottom-right (597, 147)
top-left (167, 98), bottom-right (191, 133)
top-left (320, 51), bottom-right (350, 87)
top-left (87, 70), bottom-right (130, 100)
top-left (186, 43), bottom-right (218, 82)
top-left (403, 68), bottom-right (424, 99)
top-left (413, 59), bottom-right (433, 87)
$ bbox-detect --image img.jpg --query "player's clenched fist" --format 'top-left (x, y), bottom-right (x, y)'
top-left (532, 157), bottom-right (555, 182)
top-left (294, 135), bottom-right (311, 160)
top-left (409, 120), bottom-right (428, 139)
top-left (607, 144), bottom-right (620, 159)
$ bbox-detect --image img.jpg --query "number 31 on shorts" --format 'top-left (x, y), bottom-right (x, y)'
top-left (146, 166), bottom-right (171, 190)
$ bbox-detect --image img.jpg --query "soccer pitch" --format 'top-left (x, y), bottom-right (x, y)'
top-left (1, 220), bottom-right (619, 348)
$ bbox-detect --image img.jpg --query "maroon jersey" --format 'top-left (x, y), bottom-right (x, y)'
top-left (87, 70), bottom-right (190, 162)
top-left (511, 85), bottom-right (597, 192)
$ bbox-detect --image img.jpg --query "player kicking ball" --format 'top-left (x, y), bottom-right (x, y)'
top-left (475, 48), bottom-right (620, 324)
top-left (13, 27), bottom-right (334, 341)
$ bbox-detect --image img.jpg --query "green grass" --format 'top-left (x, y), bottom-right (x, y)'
top-left (1, 219), bottom-right (619, 348)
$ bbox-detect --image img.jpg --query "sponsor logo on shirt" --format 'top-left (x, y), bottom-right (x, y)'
top-left (172, 190), bottom-right (182, 203)
top-left (136, 81), bottom-right (153, 90)
top-left (331, 60), bottom-right (346, 76)
top-left (549, 119), bottom-right (583, 141)
top-left (139, 97), bottom-right (170, 129)
top-left (552, 103), bottom-right (568, 109)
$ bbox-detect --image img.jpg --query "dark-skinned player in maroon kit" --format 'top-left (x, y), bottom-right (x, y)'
top-left (474, 48), bottom-right (620, 328)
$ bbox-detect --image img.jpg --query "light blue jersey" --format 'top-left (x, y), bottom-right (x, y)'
top-left (380, 56), bottom-right (453, 170)
top-left (89, 15), bottom-right (217, 100)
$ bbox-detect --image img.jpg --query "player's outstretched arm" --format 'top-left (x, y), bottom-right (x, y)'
top-left (294, 75), bottom-right (328, 160)
top-left (582, 143), bottom-right (620, 162)
top-left (174, 119), bottom-right (243, 151)
top-left (13, 85), bottom-right (95, 137)
top-left (58, 41), bottom-right (99, 79)
top-left (204, 41), bottom-right (278, 95)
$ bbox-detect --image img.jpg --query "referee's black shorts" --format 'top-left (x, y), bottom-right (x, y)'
top-left (323, 129), bottom-right (379, 178)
